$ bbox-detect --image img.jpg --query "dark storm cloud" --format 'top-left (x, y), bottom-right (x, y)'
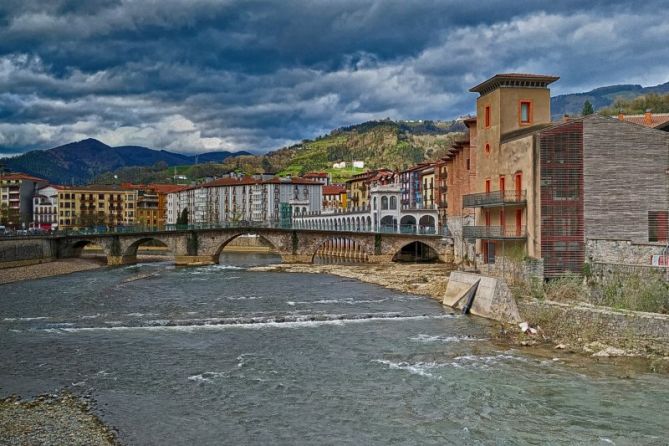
top-left (0, 0), bottom-right (668, 154)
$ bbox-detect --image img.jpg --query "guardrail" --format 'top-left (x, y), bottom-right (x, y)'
top-left (463, 225), bottom-right (527, 239)
top-left (462, 190), bottom-right (527, 208)
top-left (0, 221), bottom-right (448, 238)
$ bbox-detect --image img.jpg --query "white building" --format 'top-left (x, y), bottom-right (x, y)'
top-left (166, 175), bottom-right (323, 226)
top-left (0, 172), bottom-right (47, 228)
top-left (293, 182), bottom-right (440, 234)
top-left (32, 185), bottom-right (61, 230)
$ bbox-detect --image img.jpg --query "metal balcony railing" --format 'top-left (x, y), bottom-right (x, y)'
top-left (463, 225), bottom-right (527, 239)
top-left (462, 190), bottom-right (527, 208)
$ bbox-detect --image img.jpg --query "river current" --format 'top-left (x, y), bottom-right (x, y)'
top-left (1, 253), bottom-right (668, 445)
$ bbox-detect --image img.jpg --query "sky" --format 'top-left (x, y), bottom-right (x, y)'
top-left (1, 0), bottom-right (668, 156)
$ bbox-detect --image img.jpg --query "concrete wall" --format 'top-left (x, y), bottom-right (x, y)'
top-left (443, 271), bottom-right (522, 323)
top-left (0, 238), bottom-right (56, 268)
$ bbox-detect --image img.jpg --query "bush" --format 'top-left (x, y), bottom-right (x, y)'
top-left (594, 271), bottom-right (669, 314)
top-left (544, 274), bottom-right (586, 302)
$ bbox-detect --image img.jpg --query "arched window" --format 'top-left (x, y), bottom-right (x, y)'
top-left (390, 196), bottom-right (397, 210)
top-left (381, 196), bottom-right (389, 210)
top-left (373, 197), bottom-right (377, 210)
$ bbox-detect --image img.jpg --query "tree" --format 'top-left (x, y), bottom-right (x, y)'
top-left (177, 208), bottom-right (189, 226)
top-left (582, 100), bottom-right (594, 116)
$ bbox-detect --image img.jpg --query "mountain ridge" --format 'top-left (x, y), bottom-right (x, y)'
top-left (550, 80), bottom-right (669, 117)
top-left (4, 138), bottom-right (250, 184)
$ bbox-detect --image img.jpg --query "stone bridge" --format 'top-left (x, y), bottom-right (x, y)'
top-left (54, 228), bottom-right (454, 266)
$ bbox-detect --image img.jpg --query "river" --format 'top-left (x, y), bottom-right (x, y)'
top-left (1, 252), bottom-right (668, 445)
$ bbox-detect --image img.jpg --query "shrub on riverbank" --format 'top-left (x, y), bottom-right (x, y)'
top-left (513, 271), bottom-right (668, 314)
top-left (590, 271), bottom-right (669, 314)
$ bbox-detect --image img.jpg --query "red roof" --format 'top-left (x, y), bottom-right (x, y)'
top-left (145, 184), bottom-right (188, 194)
top-left (619, 112), bottom-right (669, 129)
top-left (0, 172), bottom-right (47, 182)
top-left (303, 172), bottom-right (328, 178)
top-left (323, 185), bottom-right (346, 195)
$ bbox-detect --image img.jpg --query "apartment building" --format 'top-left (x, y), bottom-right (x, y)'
top-left (461, 73), bottom-right (669, 278)
top-left (166, 175), bottom-right (323, 225)
top-left (57, 185), bottom-right (137, 229)
top-left (322, 185), bottom-right (347, 211)
top-left (32, 185), bottom-right (63, 230)
top-left (121, 183), bottom-right (187, 228)
top-left (345, 169), bottom-right (393, 208)
top-left (0, 172), bottom-right (47, 228)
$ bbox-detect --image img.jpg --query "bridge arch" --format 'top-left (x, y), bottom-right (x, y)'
top-left (392, 240), bottom-right (440, 263)
top-left (212, 232), bottom-right (280, 262)
top-left (67, 239), bottom-right (105, 258)
top-left (310, 236), bottom-right (371, 263)
top-left (123, 237), bottom-right (174, 260)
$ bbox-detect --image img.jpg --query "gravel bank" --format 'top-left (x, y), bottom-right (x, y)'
top-left (248, 263), bottom-right (454, 301)
top-left (0, 258), bottom-right (105, 285)
top-left (0, 254), bottom-right (172, 285)
top-left (0, 393), bottom-right (118, 446)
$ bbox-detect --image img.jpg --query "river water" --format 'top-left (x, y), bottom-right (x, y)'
top-left (1, 253), bottom-right (668, 445)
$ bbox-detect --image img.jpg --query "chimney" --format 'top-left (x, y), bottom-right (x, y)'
top-left (617, 110), bottom-right (624, 121)
top-left (644, 109), bottom-right (653, 126)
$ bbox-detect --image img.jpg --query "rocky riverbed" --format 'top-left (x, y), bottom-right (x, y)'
top-left (0, 393), bottom-right (118, 446)
top-left (249, 263), bottom-right (454, 302)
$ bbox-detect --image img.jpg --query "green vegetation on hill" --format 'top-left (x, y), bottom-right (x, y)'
top-left (92, 119), bottom-right (464, 184)
top-left (225, 119), bottom-right (464, 180)
top-left (599, 93), bottom-right (669, 116)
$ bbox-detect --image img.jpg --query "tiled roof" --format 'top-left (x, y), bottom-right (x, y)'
top-left (148, 184), bottom-right (190, 193)
top-left (303, 172), bottom-right (328, 177)
top-left (619, 113), bottom-right (669, 129)
top-left (60, 184), bottom-right (134, 192)
top-left (0, 172), bottom-right (47, 182)
top-left (323, 185), bottom-right (346, 195)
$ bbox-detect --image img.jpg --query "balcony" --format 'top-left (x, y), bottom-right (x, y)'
top-left (463, 225), bottom-right (527, 240)
top-left (462, 190), bottom-right (526, 208)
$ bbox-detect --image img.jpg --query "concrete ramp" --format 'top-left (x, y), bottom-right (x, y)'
top-left (443, 272), bottom-right (522, 323)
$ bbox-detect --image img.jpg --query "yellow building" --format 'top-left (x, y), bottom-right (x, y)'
top-left (58, 185), bottom-right (137, 229)
top-left (465, 73), bottom-right (558, 264)
top-left (122, 183), bottom-right (188, 228)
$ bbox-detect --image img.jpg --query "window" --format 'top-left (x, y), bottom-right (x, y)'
top-left (499, 176), bottom-right (505, 193)
top-left (485, 179), bottom-right (491, 194)
top-left (390, 196), bottom-right (397, 210)
top-left (485, 143), bottom-right (491, 155)
top-left (520, 101), bottom-right (532, 124)
top-left (649, 211), bottom-right (668, 242)
top-left (466, 159), bottom-right (470, 170)
top-left (381, 196), bottom-right (389, 210)
top-left (484, 106), bottom-right (491, 128)
top-left (515, 172), bottom-right (522, 197)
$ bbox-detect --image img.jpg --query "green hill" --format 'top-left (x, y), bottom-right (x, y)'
top-left (220, 119), bottom-right (465, 183)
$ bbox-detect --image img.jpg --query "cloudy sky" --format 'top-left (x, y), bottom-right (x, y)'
top-left (1, 0), bottom-right (668, 156)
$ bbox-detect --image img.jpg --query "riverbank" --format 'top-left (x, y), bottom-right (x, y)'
top-left (250, 262), bottom-right (669, 371)
top-left (0, 393), bottom-right (118, 446)
top-left (0, 254), bottom-right (170, 285)
top-left (249, 263), bottom-right (454, 301)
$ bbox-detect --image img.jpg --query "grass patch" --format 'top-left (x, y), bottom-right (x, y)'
top-left (591, 271), bottom-right (669, 314)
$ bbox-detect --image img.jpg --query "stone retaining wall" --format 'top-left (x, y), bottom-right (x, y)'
top-left (0, 238), bottom-right (56, 269)
top-left (518, 299), bottom-right (669, 356)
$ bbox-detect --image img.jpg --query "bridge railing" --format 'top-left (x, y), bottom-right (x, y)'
top-left (0, 220), bottom-right (450, 238)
